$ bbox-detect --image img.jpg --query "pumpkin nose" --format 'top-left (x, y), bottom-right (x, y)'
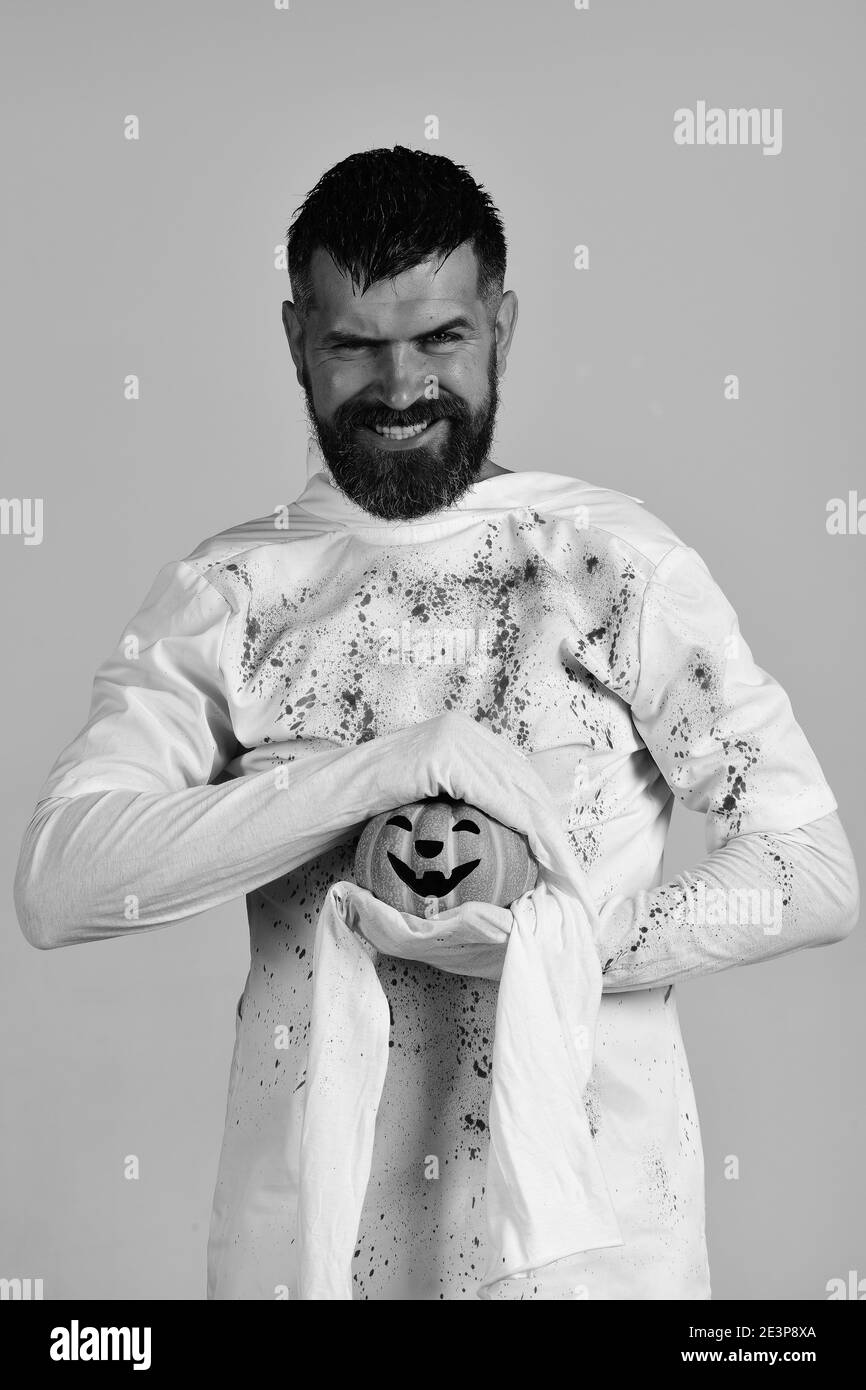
top-left (414, 838), bottom-right (443, 859)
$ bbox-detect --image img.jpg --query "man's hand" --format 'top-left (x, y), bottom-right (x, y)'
top-left (339, 878), bottom-right (517, 981)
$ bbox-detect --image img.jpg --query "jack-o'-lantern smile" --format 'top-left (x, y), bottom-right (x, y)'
top-left (385, 813), bottom-right (481, 897)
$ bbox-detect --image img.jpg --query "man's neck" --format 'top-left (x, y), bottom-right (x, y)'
top-left (475, 457), bottom-right (511, 481)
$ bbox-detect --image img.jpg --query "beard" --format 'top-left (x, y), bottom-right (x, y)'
top-left (300, 350), bottom-right (500, 521)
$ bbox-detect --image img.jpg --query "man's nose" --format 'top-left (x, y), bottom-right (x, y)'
top-left (371, 346), bottom-right (428, 411)
top-left (414, 839), bottom-right (443, 859)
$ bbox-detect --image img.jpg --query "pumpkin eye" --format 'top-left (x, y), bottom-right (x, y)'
top-left (386, 814), bottom-right (413, 830)
top-left (452, 818), bottom-right (480, 834)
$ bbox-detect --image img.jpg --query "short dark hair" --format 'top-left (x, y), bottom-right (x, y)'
top-left (286, 145), bottom-right (507, 322)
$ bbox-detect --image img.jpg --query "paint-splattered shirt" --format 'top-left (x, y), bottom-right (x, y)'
top-left (28, 444), bottom-right (839, 1300)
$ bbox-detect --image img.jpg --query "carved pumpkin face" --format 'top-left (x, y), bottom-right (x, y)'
top-left (354, 797), bottom-right (538, 916)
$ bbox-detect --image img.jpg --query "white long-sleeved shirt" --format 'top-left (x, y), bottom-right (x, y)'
top-left (14, 441), bottom-right (858, 1300)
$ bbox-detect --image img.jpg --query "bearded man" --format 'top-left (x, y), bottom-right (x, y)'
top-left (15, 145), bottom-right (858, 1302)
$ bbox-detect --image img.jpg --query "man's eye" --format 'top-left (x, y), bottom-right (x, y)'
top-left (329, 333), bottom-right (460, 351)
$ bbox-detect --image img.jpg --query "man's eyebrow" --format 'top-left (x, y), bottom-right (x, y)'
top-left (317, 315), bottom-right (477, 347)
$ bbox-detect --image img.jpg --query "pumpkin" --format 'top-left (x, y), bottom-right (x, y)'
top-left (354, 796), bottom-right (538, 917)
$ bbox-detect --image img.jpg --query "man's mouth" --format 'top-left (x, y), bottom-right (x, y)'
top-left (354, 417), bottom-right (448, 449)
top-left (371, 420), bottom-right (431, 439)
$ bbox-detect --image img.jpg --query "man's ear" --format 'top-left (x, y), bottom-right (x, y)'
top-left (282, 300), bottom-right (305, 386)
top-left (494, 290), bottom-right (518, 379)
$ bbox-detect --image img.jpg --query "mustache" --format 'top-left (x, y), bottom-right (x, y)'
top-left (339, 401), bottom-right (467, 431)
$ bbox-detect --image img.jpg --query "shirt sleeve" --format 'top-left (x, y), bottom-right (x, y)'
top-left (597, 810), bottom-right (858, 991)
top-left (593, 543), bottom-right (857, 989)
top-left (34, 558), bottom-right (238, 799)
top-left (630, 543), bottom-right (837, 849)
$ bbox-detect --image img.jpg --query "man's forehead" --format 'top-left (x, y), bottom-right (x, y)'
top-left (307, 243), bottom-right (483, 324)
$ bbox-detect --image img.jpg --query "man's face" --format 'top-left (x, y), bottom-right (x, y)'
top-left (283, 243), bottom-right (517, 520)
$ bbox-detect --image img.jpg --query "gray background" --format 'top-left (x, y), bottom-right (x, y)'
top-left (1, 0), bottom-right (862, 1299)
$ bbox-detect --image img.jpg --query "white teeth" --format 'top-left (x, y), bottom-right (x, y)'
top-left (373, 420), bottom-right (430, 439)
